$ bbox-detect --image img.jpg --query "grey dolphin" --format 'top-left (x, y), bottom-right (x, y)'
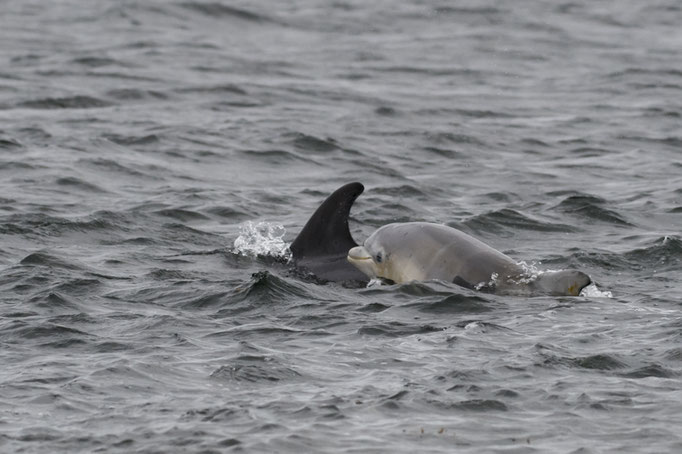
top-left (347, 222), bottom-right (591, 296)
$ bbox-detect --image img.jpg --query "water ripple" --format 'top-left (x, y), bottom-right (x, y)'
top-left (17, 96), bottom-right (113, 110)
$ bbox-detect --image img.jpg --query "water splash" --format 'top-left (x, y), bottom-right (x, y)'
top-left (233, 221), bottom-right (292, 260)
top-left (580, 283), bottom-right (613, 298)
top-left (511, 261), bottom-right (543, 285)
top-left (475, 272), bottom-right (498, 290)
top-left (366, 278), bottom-right (385, 288)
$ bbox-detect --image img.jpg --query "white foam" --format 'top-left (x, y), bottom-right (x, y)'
top-left (515, 261), bottom-right (579, 284)
top-left (475, 272), bottom-right (498, 290)
top-left (366, 278), bottom-right (385, 288)
top-left (233, 221), bottom-right (292, 260)
top-left (507, 261), bottom-right (542, 285)
top-left (579, 283), bottom-right (613, 298)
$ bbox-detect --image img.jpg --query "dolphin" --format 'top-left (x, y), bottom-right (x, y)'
top-left (347, 222), bottom-right (591, 296)
top-left (289, 182), bottom-right (591, 296)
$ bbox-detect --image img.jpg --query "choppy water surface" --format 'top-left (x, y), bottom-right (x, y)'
top-left (1, 1), bottom-right (681, 452)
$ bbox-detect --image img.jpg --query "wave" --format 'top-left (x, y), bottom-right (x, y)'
top-left (175, 83), bottom-right (247, 95)
top-left (178, 2), bottom-right (273, 23)
top-left (153, 208), bottom-right (209, 222)
top-left (239, 149), bottom-right (319, 166)
top-left (535, 345), bottom-right (677, 378)
top-left (623, 235), bottom-right (682, 272)
top-left (71, 56), bottom-right (121, 68)
top-left (357, 322), bottom-right (445, 337)
top-left (464, 208), bottom-right (578, 234)
top-left (287, 132), bottom-right (340, 153)
top-left (20, 252), bottom-right (85, 271)
top-left (5, 212), bottom-right (131, 238)
top-left (0, 137), bottom-right (22, 149)
top-left (106, 88), bottom-right (168, 101)
top-left (78, 158), bottom-right (152, 179)
top-left (104, 133), bottom-right (160, 146)
top-left (210, 355), bottom-right (302, 383)
top-left (552, 194), bottom-right (631, 226)
top-left (413, 294), bottom-right (494, 314)
top-left (56, 176), bottom-right (106, 193)
top-left (18, 96), bottom-right (113, 110)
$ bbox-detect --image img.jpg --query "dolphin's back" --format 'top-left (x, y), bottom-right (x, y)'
top-left (370, 222), bottom-right (522, 287)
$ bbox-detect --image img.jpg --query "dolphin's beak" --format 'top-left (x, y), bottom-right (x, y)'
top-left (347, 246), bottom-right (372, 262)
top-left (347, 246), bottom-right (377, 279)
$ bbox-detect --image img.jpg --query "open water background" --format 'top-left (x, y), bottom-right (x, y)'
top-left (1, 1), bottom-right (681, 452)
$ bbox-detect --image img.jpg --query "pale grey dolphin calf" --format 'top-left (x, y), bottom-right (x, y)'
top-left (348, 222), bottom-right (591, 296)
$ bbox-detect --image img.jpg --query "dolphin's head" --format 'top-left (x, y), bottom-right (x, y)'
top-left (347, 240), bottom-right (387, 281)
top-left (531, 270), bottom-right (592, 296)
top-left (347, 224), bottom-right (424, 284)
top-left (347, 224), bottom-right (396, 281)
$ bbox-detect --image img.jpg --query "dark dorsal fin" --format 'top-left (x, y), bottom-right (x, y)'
top-left (452, 275), bottom-right (495, 293)
top-left (290, 182), bottom-right (367, 283)
top-left (291, 182), bottom-right (363, 259)
top-left (452, 275), bottom-right (475, 290)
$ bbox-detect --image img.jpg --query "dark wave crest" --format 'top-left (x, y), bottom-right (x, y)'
top-left (18, 96), bottom-right (113, 109)
top-left (553, 194), bottom-right (632, 226)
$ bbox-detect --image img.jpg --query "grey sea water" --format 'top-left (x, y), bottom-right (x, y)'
top-left (1, 0), bottom-right (681, 452)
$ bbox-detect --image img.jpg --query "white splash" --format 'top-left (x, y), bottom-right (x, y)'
top-left (233, 221), bottom-right (292, 260)
top-left (579, 283), bottom-right (613, 298)
top-left (366, 278), bottom-right (385, 288)
top-left (515, 261), bottom-right (578, 285)
top-left (514, 261), bottom-right (543, 284)
top-left (475, 272), bottom-right (498, 290)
